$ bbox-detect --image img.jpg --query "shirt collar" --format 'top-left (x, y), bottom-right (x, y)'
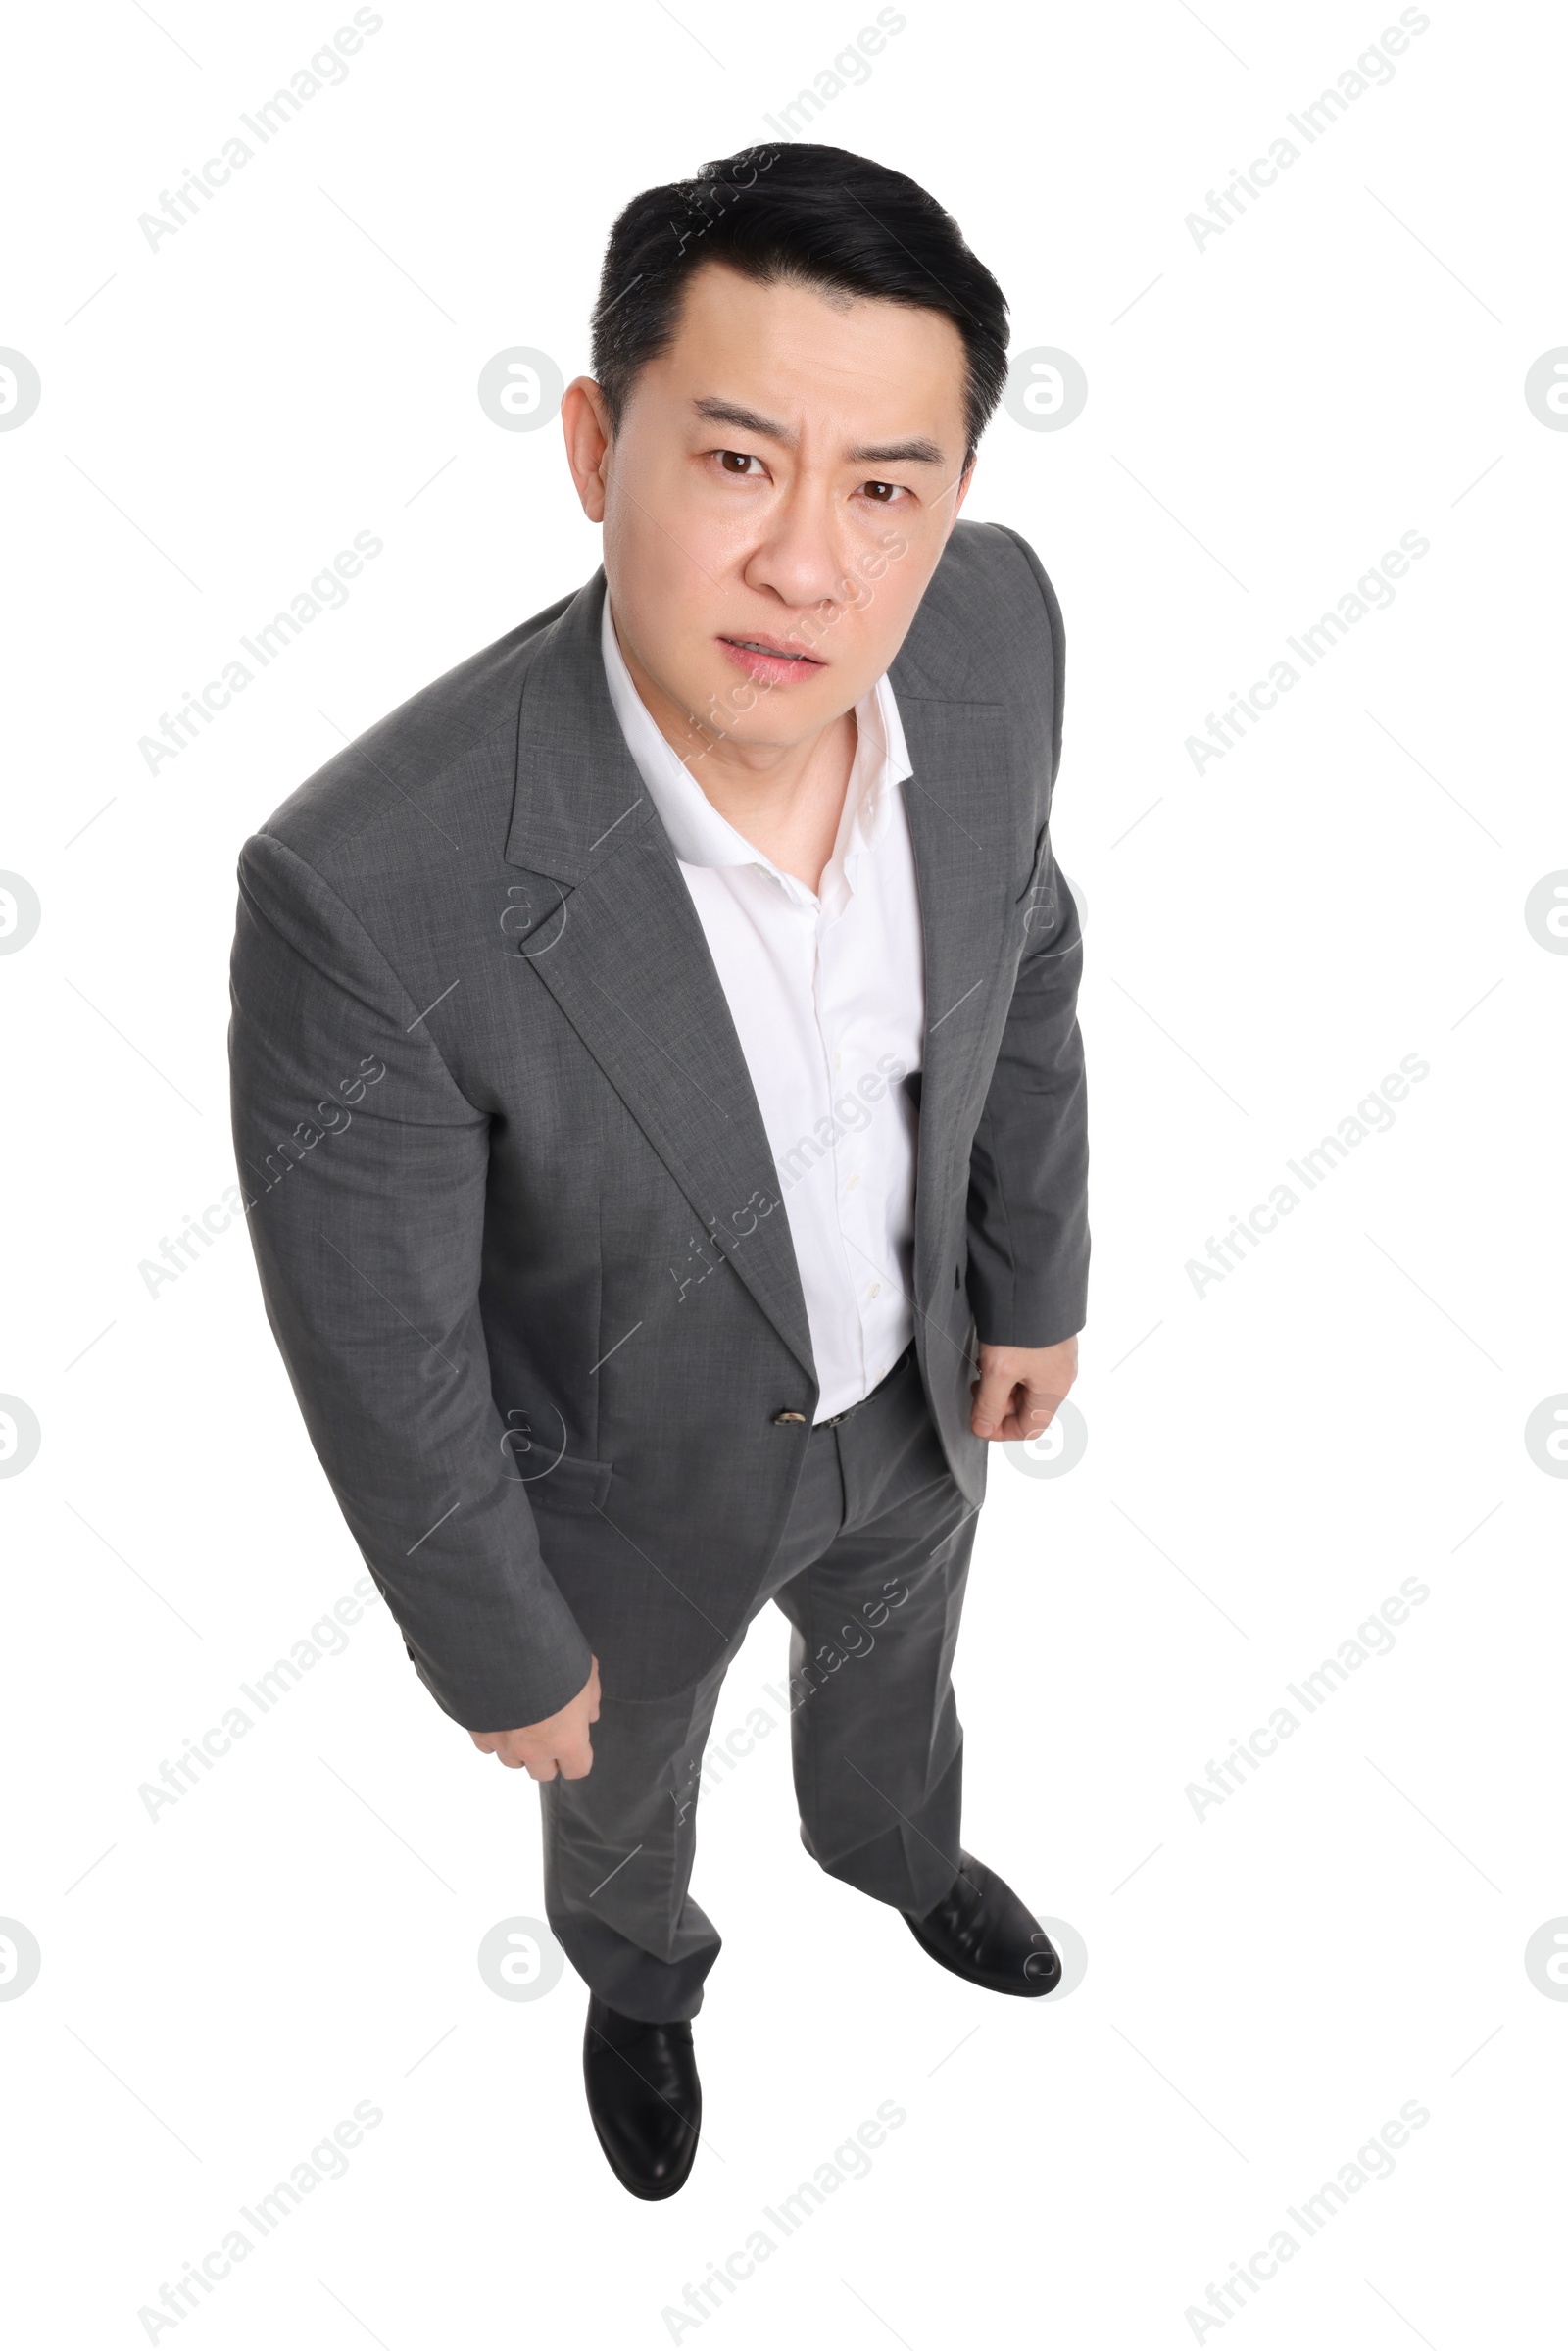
top-left (599, 592), bottom-right (911, 892)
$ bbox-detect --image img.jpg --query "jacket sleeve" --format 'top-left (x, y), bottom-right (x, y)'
top-left (962, 528), bottom-right (1090, 1348)
top-left (227, 831), bottom-right (594, 1733)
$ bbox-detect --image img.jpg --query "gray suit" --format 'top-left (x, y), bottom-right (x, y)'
top-left (227, 519), bottom-right (1088, 1759)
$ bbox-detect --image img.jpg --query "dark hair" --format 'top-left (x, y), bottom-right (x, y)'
top-left (590, 143), bottom-right (1009, 469)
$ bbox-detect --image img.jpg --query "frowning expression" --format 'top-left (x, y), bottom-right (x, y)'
top-left (563, 260), bottom-right (975, 759)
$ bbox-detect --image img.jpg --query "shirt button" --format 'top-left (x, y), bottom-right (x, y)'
top-left (832, 1052), bottom-right (842, 1071)
top-left (867, 1282), bottom-right (881, 1298)
top-left (845, 1173), bottom-right (859, 1192)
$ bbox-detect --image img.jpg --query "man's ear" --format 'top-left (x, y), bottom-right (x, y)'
top-left (561, 376), bottom-right (613, 524)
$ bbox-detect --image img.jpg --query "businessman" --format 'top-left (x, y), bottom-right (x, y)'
top-left (228, 142), bottom-right (1089, 2199)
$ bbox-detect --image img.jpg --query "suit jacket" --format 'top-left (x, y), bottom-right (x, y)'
top-left (227, 518), bottom-right (1089, 1732)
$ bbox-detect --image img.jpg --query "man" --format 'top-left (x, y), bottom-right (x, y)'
top-left (228, 142), bottom-right (1089, 2200)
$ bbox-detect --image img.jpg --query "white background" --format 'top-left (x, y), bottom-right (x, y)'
top-left (3, 0), bottom-right (1565, 2342)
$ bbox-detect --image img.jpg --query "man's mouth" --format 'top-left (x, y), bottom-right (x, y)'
top-left (721, 636), bottom-right (820, 661)
top-left (716, 633), bottom-right (825, 683)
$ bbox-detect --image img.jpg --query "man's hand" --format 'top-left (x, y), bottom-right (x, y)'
top-left (970, 1337), bottom-right (1078, 1442)
top-left (469, 1656), bottom-right (601, 1781)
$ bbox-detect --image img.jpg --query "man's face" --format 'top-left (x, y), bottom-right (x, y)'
top-left (564, 261), bottom-right (974, 759)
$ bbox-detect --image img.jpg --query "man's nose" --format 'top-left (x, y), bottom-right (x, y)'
top-left (743, 482), bottom-right (854, 616)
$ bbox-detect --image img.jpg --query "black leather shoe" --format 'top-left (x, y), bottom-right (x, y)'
top-left (904, 1851), bottom-right (1061, 1996)
top-left (583, 1995), bottom-right (702, 2198)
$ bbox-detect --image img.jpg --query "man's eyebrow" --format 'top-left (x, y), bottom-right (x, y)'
top-left (845, 435), bottom-right (946, 466)
top-left (690, 396), bottom-right (947, 467)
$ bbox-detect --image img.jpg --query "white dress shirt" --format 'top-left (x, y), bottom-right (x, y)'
top-left (600, 595), bottom-right (926, 1421)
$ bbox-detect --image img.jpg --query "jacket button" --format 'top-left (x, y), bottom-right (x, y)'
top-left (772, 1409), bottom-right (808, 1425)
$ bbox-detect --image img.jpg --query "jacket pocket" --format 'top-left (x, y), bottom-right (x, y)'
top-left (1014, 820), bottom-right (1054, 906)
top-left (521, 1454), bottom-right (614, 1515)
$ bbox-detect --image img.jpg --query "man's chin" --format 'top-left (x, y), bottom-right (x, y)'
top-left (682, 681), bottom-right (859, 762)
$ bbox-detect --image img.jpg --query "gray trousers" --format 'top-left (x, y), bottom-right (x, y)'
top-left (538, 1345), bottom-right (981, 2020)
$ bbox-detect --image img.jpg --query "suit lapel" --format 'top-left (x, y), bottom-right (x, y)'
top-left (894, 692), bottom-right (1020, 1299)
top-left (502, 567), bottom-right (1018, 1392)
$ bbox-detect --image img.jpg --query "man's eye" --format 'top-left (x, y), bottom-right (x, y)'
top-left (717, 451), bottom-right (760, 475)
top-left (861, 480), bottom-right (906, 503)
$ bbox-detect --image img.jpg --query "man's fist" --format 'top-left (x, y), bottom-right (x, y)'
top-left (970, 1336), bottom-right (1078, 1443)
top-left (469, 1656), bottom-right (601, 1781)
